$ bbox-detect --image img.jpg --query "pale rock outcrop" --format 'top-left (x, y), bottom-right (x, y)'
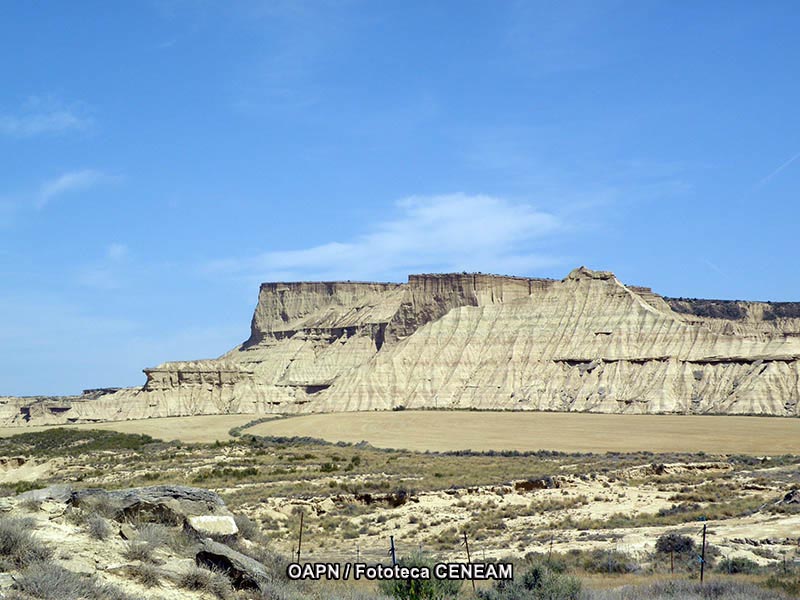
top-left (2, 267), bottom-right (799, 425)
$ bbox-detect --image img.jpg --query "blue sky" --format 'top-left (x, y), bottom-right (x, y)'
top-left (1, 1), bottom-right (799, 395)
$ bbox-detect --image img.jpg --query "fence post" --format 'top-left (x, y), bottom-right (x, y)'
top-left (389, 535), bottom-right (397, 566)
top-left (463, 532), bottom-right (476, 592)
top-left (296, 512), bottom-right (304, 563)
top-left (700, 523), bottom-right (707, 584)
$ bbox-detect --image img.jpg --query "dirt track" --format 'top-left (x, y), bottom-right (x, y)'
top-left (247, 411), bottom-right (800, 454)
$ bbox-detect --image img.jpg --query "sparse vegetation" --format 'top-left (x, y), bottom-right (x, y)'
top-left (85, 515), bottom-right (111, 540)
top-left (179, 566), bottom-right (233, 599)
top-left (378, 552), bottom-right (462, 600)
top-left (128, 561), bottom-right (162, 587)
top-left (7, 562), bottom-right (137, 600)
top-left (0, 417), bottom-right (798, 600)
top-left (478, 562), bottom-right (581, 600)
top-left (0, 516), bottom-right (52, 570)
top-left (0, 428), bottom-right (160, 457)
top-left (122, 540), bottom-right (155, 562)
top-left (587, 579), bottom-right (789, 600)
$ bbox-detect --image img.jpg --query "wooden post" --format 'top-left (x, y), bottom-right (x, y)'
top-left (670, 549), bottom-right (674, 574)
top-left (296, 512), bottom-right (304, 563)
top-left (548, 534), bottom-right (554, 564)
top-left (390, 535), bottom-right (397, 566)
top-left (463, 532), bottom-right (476, 592)
top-left (700, 523), bottom-right (707, 584)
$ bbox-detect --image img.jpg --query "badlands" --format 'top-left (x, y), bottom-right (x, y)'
top-left (1, 267), bottom-right (799, 599)
top-left (2, 266), bottom-right (799, 426)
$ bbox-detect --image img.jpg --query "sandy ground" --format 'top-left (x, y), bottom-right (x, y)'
top-left (247, 411), bottom-right (800, 454)
top-left (0, 414), bottom-right (258, 443)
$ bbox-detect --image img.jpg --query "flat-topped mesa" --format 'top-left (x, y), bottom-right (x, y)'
top-left (245, 273), bottom-right (557, 347)
top-left (2, 266), bottom-right (799, 426)
top-left (245, 281), bottom-right (405, 347)
top-left (391, 272), bottom-right (556, 339)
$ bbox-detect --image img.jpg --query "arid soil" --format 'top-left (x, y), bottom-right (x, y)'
top-left (0, 416), bottom-right (798, 598)
top-left (246, 411), bottom-right (800, 454)
top-left (0, 414), bottom-right (257, 444)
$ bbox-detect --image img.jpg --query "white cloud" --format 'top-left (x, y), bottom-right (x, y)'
top-left (37, 169), bottom-right (113, 209)
top-left (207, 194), bottom-right (564, 281)
top-left (0, 97), bottom-right (91, 137)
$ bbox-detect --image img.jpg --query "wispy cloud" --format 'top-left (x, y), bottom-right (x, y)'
top-left (36, 169), bottom-right (114, 209)
top-left (207, 194), bottom-right (564, 282)
top-left (0, 96), bottom-right (92, 137)
top-left (757, 151), bottom-right (800, 187)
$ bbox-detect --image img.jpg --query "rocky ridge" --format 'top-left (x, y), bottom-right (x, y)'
top-left (2, 267), bottom-right (799, 425)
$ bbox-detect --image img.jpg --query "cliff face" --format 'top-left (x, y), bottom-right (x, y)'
top-left (2, 268), bottom-right (799, 425)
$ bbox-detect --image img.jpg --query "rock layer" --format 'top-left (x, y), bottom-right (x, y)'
top-left (2, 267), bottom-right (799, 425)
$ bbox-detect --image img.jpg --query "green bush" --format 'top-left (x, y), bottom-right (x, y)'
top-left (655, 533), bottom-right (695, 555)
top-left (478, 563), bottom-right (581, 600)
top-left (716, 556), bottom-right (761, 574)
top-left (582, 549), bottom-right (638, 574)
top-left (0, 428), bottom-right (158, 457)
top-left (378, 553), bottom-right (462, 600)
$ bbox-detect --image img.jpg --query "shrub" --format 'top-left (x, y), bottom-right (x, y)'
top-left (122, 541), bottom-right (154, 562)
top-left (379, 553), bottom-right (462, 600)
top-left (587, 579), bottom-right (788, 600)
top-left (582, 549), bottom-right (639, 574)
top-left (478, 562), bottom-right (581, 600)
top-left (0, 428), bottom-right (158, 457)
top-left (18, 498), bottom-right (42, 512)
top-left (129, 562), bottom-right (161, 587)
top-left (8, 562), bottom-right (136, 600)
top-left (234, 513), bottom-right (261, 541)
top-left (0, 517), bottom-right (52, 570)
top-left (86, 515), bottom-right (111, 540)
top-left (179, 566), bottom-right (232, 599)
top-left (232, 540), bottom-right (291, 583)
top-left (716, 556), bottom-right (761, 574)
top-left (765, 573), bottom-right (800, 598)
top-left (136, 523), bottom-right (170, 548)
top-left (655, 532), bottom-right (695, 555)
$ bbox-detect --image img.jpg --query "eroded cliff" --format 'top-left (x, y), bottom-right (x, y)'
top-left (2, 267), bottom-right (799, 425)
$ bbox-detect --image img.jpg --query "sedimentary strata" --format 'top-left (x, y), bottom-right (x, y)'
top-left (2, 267), bottom-right (799, 425)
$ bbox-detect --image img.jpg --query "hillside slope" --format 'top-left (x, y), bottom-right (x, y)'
top-left (2, 267), bottom-right (799, 425)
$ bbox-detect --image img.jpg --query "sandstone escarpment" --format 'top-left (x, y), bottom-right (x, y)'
top-left (2, 267), bottom-right (799, 425)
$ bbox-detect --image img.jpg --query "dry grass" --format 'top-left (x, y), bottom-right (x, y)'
top-left (0, 414), bottom-right (258, 444)
top-left (0, 516), bottom-right (52, 570)
top-left (7, 562), bottom-right (137, 600)
top-left (246, 411), bottom-right (800, 454)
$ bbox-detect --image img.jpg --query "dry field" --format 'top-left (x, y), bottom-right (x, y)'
top-left (247, 410), bottom-right (800, 455)
top-left (0, 413), bottom-right (257, 443)
top-left (1, 416), bottom-right (798, 598)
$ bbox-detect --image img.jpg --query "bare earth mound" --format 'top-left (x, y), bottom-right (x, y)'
top-left (248, 411), bottom-right (800, 454)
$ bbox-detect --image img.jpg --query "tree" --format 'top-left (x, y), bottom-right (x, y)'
top-left (655, 533), bottom-right (695, 574)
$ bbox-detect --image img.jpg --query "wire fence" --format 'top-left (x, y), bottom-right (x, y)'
top-left (284, 520), bottom-right (800, 581)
